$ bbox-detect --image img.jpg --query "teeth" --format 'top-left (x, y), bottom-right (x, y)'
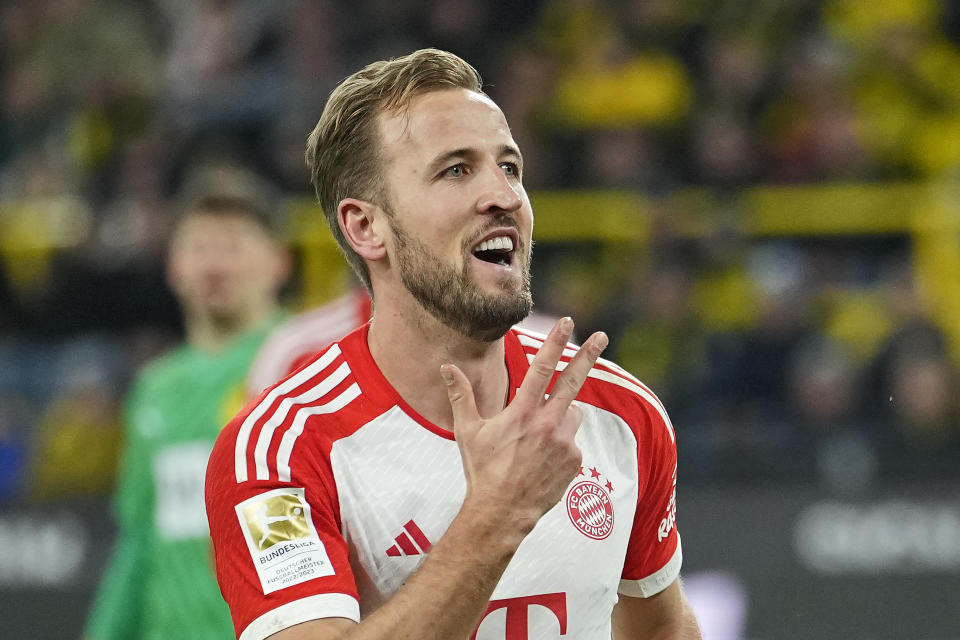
top-left (474, 236), bottom-right (514, 253)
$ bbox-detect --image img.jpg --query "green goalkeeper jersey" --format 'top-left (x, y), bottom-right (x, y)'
top-left (85, 317), bottom-right (284, 640)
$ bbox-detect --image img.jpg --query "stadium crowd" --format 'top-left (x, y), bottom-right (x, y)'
top-left (2, 0), bottom-right (960, 506)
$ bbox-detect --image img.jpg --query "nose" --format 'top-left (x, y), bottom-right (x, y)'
top-left (195, 238), bottom-right (239, 271)
top-left (476, 162), bottom-right (523, 215)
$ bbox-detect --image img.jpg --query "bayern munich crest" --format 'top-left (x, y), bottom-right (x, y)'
top-left (565, 467), bottom-right (615, 540)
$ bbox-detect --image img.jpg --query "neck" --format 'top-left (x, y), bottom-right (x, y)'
top-left (367, 294), bottom-right (509, 430)
top-left (185, 305), bottom-right (274, 353)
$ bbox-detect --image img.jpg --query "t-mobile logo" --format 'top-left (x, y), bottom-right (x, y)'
top-left (471, 592), bottom-right (567, 639)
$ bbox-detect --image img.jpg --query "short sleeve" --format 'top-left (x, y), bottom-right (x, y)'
top-left (205, 414), bottom-right (361, 640)
top-left (618, 395), bottom-right (682, 597)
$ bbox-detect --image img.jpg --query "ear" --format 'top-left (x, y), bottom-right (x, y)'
top-left (338, 198), bottom-right (387, 262)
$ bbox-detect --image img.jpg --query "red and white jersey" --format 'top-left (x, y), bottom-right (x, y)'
top-left (207, 324), bottom-right (682, 640)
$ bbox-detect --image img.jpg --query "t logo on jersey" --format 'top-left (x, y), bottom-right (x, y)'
top-left (235, 488), bottom-right (334, 594)
top-left (472, 593), bottom-right (567, 639)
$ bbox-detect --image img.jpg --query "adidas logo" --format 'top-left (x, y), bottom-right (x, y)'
top-left (385, 520), bottom-right (432, 557)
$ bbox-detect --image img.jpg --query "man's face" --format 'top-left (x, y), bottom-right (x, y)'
top-left (167, 211), bottom-right (284, 324)
top-left (375, 88), bottom-right (534, 341)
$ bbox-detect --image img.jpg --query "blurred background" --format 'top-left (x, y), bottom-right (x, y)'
top-left (1, 0), bottom-right (959, 637)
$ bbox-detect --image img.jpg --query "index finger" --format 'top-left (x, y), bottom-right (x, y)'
top-left (544, 331), bottom-right (608, 411)
top-left (514, 316), bottom-right (576, 407)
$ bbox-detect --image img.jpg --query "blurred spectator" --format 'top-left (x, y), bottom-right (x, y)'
top-left (0, 0), bottom-right (160, 180)
top-left (867, 318), bottom-right (960, 479)
top-left (613, 252), bottom-right (704, 414)
top-left (579, 128), bottom-right (670, 190)
top-left (161, 0), bottom-right (292, 138)
top-left (826, 0), bottom-right (960, 177)
top-left (784, 335), bottom-right (878, 491)
top-left (540, 0), bottom-right (693, 129)
top-left (884, 347), bottom-right (960, 454)
top-left (787, 337), bottom-right (861, 434)
top-left (762, 34), bottom-right (872, 182)
top-left (690, 107), bottom-right (760, 186)
top-left (30, 339), bottom-right (122, 501)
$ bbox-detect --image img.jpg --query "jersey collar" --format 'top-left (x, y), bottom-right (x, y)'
top-left (340, 324), bottom-right (528, 441)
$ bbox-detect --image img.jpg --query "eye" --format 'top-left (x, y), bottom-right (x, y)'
top-left (443, 163), bottom-right (467, 178)
top-left (499, 162), bottom-right (520, 178)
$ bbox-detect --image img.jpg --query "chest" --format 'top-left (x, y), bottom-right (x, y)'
top-left (330, 404), bottom-right (640, 637)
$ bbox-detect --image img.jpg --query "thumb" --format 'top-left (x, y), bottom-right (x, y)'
top-left (440, 363), bottom-right (479, 430)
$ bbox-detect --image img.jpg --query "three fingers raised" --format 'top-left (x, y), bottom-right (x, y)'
top-left (442, 317), bottom-right (608, 427)
top-left (544, 329), bottom-right (608, 410)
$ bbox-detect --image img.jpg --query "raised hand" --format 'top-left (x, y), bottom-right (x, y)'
top-left (441, 317), bottom-right (609, 532)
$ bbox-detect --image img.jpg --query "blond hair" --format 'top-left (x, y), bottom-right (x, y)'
top-left (305, 48), bottom-right (483, 292)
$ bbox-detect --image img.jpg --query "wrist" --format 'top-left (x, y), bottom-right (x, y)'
top-left (456, 491), bottom-right (540, 553)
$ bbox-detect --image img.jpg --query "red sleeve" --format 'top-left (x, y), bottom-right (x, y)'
top-left (205, 412), bottom-right (360, 640)
top-left (618, 388), bottom-right (681, 597)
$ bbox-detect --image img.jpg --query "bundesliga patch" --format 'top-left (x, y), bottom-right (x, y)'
top-left (235, 487), bottom-right (334, 594)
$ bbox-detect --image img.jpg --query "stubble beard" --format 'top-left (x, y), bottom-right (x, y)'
top-left (389, 214), bottom-right (533, 343)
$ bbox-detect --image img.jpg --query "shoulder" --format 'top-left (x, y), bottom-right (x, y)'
top-left (128, 345), bottom-right (193, 393)
top-left (509, 327), bottom-right (675, 445)
top-left (122, 346), bottom-right (196, 436)
top-left (214, 333), bottom-right (377, 487)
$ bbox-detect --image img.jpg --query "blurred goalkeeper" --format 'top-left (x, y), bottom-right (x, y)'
top-left (84, 167), bottom-right (290, 640)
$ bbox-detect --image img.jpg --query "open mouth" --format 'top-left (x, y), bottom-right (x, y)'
top-left (471, 235), bottom-right (515, 268)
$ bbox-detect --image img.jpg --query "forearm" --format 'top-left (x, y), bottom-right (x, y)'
top-left (339, 497), bottom-right (532, 640)
top-left (644, 608), bottom-right (702, 640)
top-left (612, 581), bottom-right (702, 640)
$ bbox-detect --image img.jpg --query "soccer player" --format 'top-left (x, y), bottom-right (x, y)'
top-left (206, 49), bottom-right (702, 639)
top-left (85, 168), bottom-right (291, 640)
